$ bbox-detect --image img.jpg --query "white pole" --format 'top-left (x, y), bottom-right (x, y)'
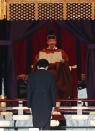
top-left (1, 77), bottom-right (5, 107)
top-left (2, 77), bottom-right (4, 98)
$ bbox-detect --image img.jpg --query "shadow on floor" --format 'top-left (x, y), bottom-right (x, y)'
top-left (50, 126), bottom-right (66, 130)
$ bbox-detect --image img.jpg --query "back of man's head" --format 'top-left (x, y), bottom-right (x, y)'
top-left (37, 59), bottom-right (49, 68)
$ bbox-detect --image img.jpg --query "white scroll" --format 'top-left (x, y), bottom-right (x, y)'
top-left (39, 51), bottom-right (62, 63)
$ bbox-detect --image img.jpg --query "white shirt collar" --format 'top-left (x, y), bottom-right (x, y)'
top-left (39, 67), bottom-right (45, 69)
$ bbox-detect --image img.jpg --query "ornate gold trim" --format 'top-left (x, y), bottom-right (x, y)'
top-left (6, 0), bottom-right (95, 4)
top-left (0, 0), bottom-right (6, 20)
top-left (64, 2), bottom-right (67, 20)
top-left (0, 0), bottom-right (1, 19)
top-left (6, 0), bottom-right (36, 4)
top-left (2, 0), bottom-right (95, 20)
top-left (89, 2), bottom-right (94, 20)
top-left (35, 0), bottom-right (38, 20)
top-left (6, 1), bottom-right (10, 20)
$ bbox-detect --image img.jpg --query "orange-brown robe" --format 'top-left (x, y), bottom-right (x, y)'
top-left (34, 48), bottom-right (73, 100)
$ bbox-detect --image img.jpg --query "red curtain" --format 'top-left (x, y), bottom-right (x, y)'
top-left (61, 27), bottom-right (78, 98)
top-left (31, 24), bottom-right (48, 64)
top-left (13, 22), bottom-right (87, 98)
top-left (13, 40), bottom-right (27, 75)
top-left (30, 22), bottom-right (58, 64)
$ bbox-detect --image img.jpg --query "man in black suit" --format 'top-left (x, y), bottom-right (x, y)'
top-left (27, 59), bottom-right (56, 130)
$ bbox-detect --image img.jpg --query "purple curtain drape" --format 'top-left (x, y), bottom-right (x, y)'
top-left (57, 20), bottom-right (95, 44)
top-left (8, 20), bottom-right (95, 103)
top-left (86, 44), bottom-right (95, 105)
top-left (0, 41), bottom-right (11, 45)
top-left (57, 20), bottom-right (95, 105)
top-left (7, 45), bottom-right (17, 98)
top-left (0, 41), bottom-right (17, 98)
top-left (9, 20), bottom-right (47, 98)
top-left (10, 20), bottom-right (47, 41)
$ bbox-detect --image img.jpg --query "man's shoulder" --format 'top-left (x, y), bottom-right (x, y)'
top-left (46, 71), bottom-right (55, 78)
top-left (32, 70), bottom-right (54, 79)
top-left (28, 72), bottom-right (36, 78)
top-left (41, 70), bottom-right (54, 76)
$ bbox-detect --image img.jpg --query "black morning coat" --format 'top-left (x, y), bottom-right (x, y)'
top-left (27, 69), bottom-right (56, 129)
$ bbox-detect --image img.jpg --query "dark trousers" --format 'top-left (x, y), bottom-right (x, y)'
top-left (33, 114), bottom-right (51, 130)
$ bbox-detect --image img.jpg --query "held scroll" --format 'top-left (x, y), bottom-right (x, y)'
top-left (39, 51), bottom-right (62, 63)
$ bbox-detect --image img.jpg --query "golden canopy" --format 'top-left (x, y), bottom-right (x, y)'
top-left (0, 0), bottom-right (95, 20)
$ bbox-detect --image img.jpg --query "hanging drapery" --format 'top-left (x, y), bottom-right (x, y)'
top-left (86, 44), bottom-right (95, 105)
top-left (10, 20), bottom-right (48, 41)
top-left (0, 40), bottom-right (17, 98)
top-left (11, 20), bottom-right (78, 99)
top-left (0, 20), bottom-right (95, 101)
top-left (57, 20), bottom-right (95, 105)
